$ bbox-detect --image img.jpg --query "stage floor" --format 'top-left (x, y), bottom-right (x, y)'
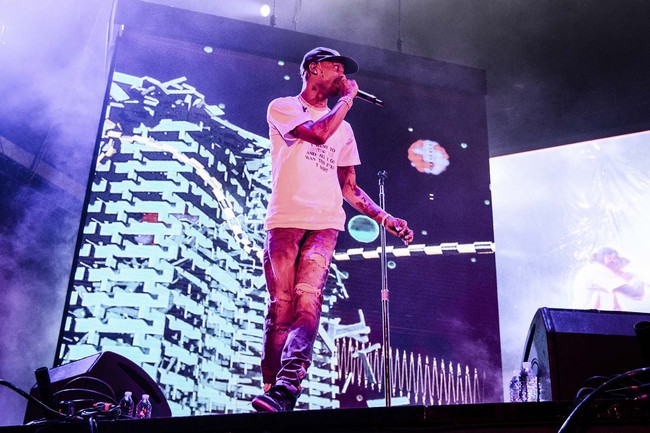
top-left (3, 401), bottom-right (650, 433)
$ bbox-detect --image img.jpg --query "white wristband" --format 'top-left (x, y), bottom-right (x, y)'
top-left (339, 95), bottom-right (353, 109)
top-left (380, 213), bottom-right (391, 227)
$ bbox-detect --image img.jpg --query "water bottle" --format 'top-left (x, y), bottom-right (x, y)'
top-left (508, 370), bottom-right (521, 402)
top-left (118, 391), bottom-right (134, 417)
top-left (520, 362), bottom-right (538, 402)
top-left (135, 394), bottom-right (153, 419)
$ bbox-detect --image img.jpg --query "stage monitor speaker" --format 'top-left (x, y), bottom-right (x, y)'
top-left (522, 307), bottom-right (650, 402)
top-left (24, 351), bottom-right (171, 422)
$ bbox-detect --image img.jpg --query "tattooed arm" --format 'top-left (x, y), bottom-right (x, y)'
top-left (338, 165), bottom-right (414, 245)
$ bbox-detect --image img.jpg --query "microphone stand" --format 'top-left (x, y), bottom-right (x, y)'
top-left (377, 170), bottom-right (391, 407)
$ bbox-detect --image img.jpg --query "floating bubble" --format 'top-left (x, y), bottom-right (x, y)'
top-left (408, 139), bottom-right (450, 175)
top-left (347, 215), bottom-right (379, 243)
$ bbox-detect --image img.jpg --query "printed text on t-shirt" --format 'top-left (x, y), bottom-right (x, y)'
top-left (306, 145), bottom-right (337, 173)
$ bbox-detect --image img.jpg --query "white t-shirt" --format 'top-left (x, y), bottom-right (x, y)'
top-left (264, 96), bottom-right (361, 231)
top-left (572, 263), bottom-right (626, 310)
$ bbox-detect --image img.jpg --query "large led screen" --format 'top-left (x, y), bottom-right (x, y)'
top-left (56, 13), bottom-right (499, 415)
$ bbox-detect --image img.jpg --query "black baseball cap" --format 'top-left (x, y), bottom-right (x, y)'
top-left (301, 47), bottom-right (359, 76)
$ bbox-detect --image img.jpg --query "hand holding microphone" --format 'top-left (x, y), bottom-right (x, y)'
top-left (340, 78), bottom-right (384, 108)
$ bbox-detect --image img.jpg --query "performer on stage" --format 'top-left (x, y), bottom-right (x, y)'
top-left (252, 47), bottom-right (414, 412)
top-left (572, 246), bottom-right (646, 311)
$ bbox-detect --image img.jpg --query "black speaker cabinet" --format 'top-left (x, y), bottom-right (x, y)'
top-left (522, 307), bottom-right (650, 402)
top-left (25, 351), bottom-right (171, 422)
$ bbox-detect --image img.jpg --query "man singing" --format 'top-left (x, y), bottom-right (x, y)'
top-left (252, 47), bottom-right (414, 412)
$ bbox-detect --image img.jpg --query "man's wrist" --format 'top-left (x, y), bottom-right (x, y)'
top-left (380, 213), bottom-right (391, 227)
top-left (338, 95), bottom-right (354, 109)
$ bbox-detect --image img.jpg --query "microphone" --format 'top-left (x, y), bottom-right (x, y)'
top-left (356, 90), bottom-right (384, 107)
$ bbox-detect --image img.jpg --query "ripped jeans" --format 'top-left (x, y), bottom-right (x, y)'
top-left (261, 227), bottom-right (339, 396)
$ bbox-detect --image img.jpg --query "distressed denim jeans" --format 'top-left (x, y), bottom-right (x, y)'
top-left (261, 227), bottom-right (339, 396)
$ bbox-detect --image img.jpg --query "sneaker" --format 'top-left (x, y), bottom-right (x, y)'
top-left (252, 385), bottom-right (296, 412)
